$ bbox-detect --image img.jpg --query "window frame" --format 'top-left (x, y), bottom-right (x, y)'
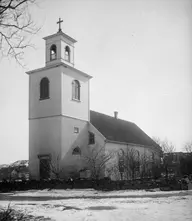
top-left (72, 80), bottom-right (81, 101)
top-left (72, 146), bottom-right (81, 155)
top-left (74, 127), bottom-right (79, 134)
top-left (50, 44), bottom-right (57, 61)
top-left (65, 46), bottom-right (70, 62)
top-left (118, 149), bottom-right (125, 173)
top-left (135, 150), bottom-right (140, 171)
top-left (40, 77), bottom-right (50, 100)
top-left (88, 132), bottom-right (95, 145)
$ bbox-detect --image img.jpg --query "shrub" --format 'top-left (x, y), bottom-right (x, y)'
top-left (0, 204), bottom-right (24, 221)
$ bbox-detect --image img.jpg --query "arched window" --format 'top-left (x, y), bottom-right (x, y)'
top-left (72, 147), bottom-right (81, 155)
top-left (136, 150), bottom-right (140, 160)
top-left (119, 149), bottom-right (124, 158)
top-left (65, 46), bottom-right (70, 62)
top-left (135, 150), bottom-right (140, 171)
top-left (40, 77), bottom-right (49, 100)
top-left (50, 44), bottom-right (57, 60)
top-left (72, 80), bottom-right (80, 101)
top-left (118, 149), bottom-right (124, 173)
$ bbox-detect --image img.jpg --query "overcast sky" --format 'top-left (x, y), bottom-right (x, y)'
top-left (0, 0), bottom-right (191, 164)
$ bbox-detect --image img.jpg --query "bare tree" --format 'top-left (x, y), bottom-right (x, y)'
top-left (0, 0), bottom-right (40, 65)
top-left (48, 155), bottom-right (64, 180)
top-left (183, 141), bottom-right (192, 153)
top-left (152, 137), bottom-right (175, 153)
top-left (39, 155), bottom-right (64, 180)
top-left (83, 143), bottom-right (114, 180)
top-left (126, 148), bottom-right (140, 180)
top-left (139, 152), bottom-right (149, 180)
top-left (152, 137), bottom-right (176, 181)
top-left (117, 147), bottom-right (140, 181)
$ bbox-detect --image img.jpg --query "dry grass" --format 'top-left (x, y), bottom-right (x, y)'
top-left (0, 204), bottom-right (24, 221)
top-left (0, 204), bottom-right (52, 221)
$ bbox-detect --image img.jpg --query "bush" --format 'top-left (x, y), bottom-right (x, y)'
top-left (0, 177), bottom-right (184, 192)
top-left (0, 204), bottom-right (25, 221)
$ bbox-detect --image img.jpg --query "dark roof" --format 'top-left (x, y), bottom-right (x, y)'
top-left (90, 110), bottom-right (159, 149)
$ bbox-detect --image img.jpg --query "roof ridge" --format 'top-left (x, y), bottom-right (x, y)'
top-left (90, 110), bottom-right (135, 125)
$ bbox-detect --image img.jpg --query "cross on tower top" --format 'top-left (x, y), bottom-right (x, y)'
top-left (57, 18), bottom-right (63, 32)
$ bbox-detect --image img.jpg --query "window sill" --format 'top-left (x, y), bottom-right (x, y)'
top-left (39, 97), bottom-right (50, 101)
top-left (50, 58), bottom-right (57, 61)
top-left (71, 98), bottom-right (81, 103)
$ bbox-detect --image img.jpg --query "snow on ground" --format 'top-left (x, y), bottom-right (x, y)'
top-left (0, 164), bottom-right (8, 169)
top-left (9, 188), bottom-right (192, 198)
top-left (0, 189), bottom-right (192, 221)
top-left (10, 160), bottom-right (28, 167)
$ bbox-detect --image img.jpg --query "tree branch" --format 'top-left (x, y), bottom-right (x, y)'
top-left (0, 0), bottom-right (40, 65)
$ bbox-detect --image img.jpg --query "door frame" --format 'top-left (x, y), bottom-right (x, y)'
top-left (38, 154), bottom-right (51, 180)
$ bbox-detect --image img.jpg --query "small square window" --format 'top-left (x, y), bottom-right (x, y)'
top-left (89, 132), bottom-right (95, 144)
top-left (74, 127), bottom-right (79, 133)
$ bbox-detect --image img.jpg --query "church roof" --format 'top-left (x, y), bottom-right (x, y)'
top-left (90, 110), bottom-right (160, 150)
top-left (43, 31), bottom-right (77, 43)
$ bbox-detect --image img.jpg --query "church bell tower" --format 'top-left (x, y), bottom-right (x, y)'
top-left (26, 19), bottom-right (92, 180)
top-left (44, 18), bottom-right (76, 67)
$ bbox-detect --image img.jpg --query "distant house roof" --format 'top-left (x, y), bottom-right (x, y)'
top-left (90, 110), bottom-right (160, 150)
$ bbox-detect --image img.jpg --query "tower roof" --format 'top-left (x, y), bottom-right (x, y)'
top-left (43, 31), bottom-right (77, 43)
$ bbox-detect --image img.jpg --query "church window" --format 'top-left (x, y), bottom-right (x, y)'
top-left (136, 150), bottom-right (140, 160)
top-left (72, 147), bottom-right (81, 155)
top-left (40, 77), bottom-right (49, 100)
top-left (89, 132), bottom-right (95, 145)
top-left (65, 46), bottom-right (70, 62)
top-left (136, 150), bottom-right (140, 170)
top-left (72, 80), bottom-right (80, 101)
top-left (50, 44), bottom-right (57, 60)
top-left (118, 149), bottom-right (124, 173)
top-left (74, 127), bottom-right (79, 133)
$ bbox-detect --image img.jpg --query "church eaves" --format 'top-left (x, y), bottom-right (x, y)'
top-left (26, 62), bottom-right (92, 79)
top-left (43, 31), bottom-right (77, 44)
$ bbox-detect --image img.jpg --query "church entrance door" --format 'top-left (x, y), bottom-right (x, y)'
top-left (39, 155), bottom-right (50, 180)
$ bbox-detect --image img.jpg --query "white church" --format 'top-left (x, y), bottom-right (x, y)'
top-left (26, 19), bottom-right (161, 180)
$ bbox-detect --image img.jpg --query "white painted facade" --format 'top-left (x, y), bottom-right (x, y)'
top-left (105, 141), bottom-right (161, 180)
top-left (27, 29), bottom-right (92, 180)
top-left (27, 27), bottom-right (161, 180)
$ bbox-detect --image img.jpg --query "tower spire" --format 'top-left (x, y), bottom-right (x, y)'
top-left (57, 18), bottom-right (63, 32)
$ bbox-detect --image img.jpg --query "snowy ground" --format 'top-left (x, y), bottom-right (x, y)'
top-left (0, 189), bottom-right (192, 221)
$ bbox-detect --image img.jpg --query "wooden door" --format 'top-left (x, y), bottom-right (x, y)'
top-left (39, 158), bottom-right (50, 180)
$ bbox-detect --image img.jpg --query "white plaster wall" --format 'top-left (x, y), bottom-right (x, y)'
top-left (61, 117), bottom-right (87, 158)
top-left (61, 70), bottom-right (89, 121)
top-left (105, 142), bottom-right (161, 161)
top-left (29, 116), bottom-right (62, 180)
top-left (59, 117), bottom-right (88, 177)
top-left (105, 142), bottom-right (161, 180)
top-left (29, 66), bottom-right (62, 119)
top-left (28, 61), bottom-right (90, 179)
top-left (86, 124), bottom-right (107, 178)
top-left (59, 121), bottom-right (106, 178)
